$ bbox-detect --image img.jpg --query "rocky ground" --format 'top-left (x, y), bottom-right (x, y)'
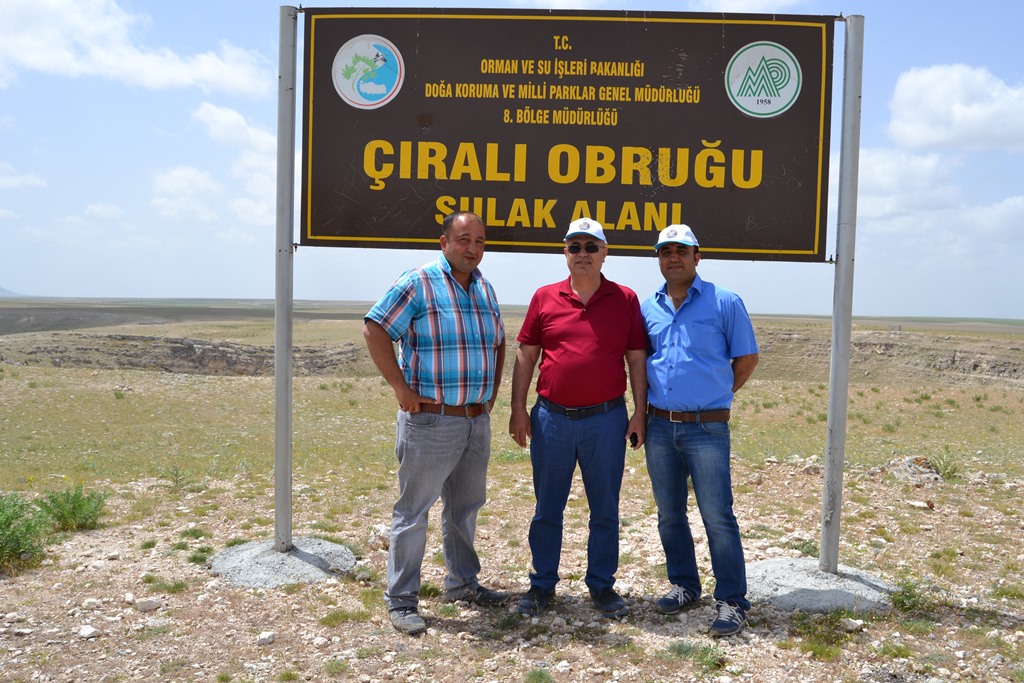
top-left (2, 309), bottom-right (1023, 682)
top-left (3, 457), bottom-right (1022, 683)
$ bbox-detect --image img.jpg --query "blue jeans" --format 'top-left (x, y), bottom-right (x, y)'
top-left (644, 415), bottom-right (749, 609)
top-left (385, 410), bottom-right (491, 611)
top-left (527, 400), bottom-right (627, 592)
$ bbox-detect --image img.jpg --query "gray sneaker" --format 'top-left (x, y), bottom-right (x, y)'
top-left (443, 584), bottom-right (510, 606)
top-left (655, 585), bottom-right (699, 615)
top-left (389, 607), bottom-right (427, 635)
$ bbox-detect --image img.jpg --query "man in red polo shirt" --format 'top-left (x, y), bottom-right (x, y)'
top-left (509, 217), bottom-right (648, 619)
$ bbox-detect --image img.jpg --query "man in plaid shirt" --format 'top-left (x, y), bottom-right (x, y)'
top-left (363, 211), bottom-right (507, 636)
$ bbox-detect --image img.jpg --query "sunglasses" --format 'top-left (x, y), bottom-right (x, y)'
top-left (566, 243), bottom-right (601, 254)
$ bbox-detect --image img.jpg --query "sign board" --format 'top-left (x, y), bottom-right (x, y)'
top-left (301, 8), bottom-right (835, 260)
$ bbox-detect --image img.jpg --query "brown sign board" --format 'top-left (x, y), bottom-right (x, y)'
top-left (300, 8), bottom-right (835, 260)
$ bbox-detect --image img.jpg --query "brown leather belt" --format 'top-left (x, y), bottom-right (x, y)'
top-left (418, 402), bottom-right (488, 418)
top-left (647, 404), bottom-right (730, 423)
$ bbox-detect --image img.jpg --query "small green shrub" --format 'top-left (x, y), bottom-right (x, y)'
top-left (992, 582), bottom-right (1024, 600)
top-left (162, 465), bottom-right (189, 490)
top-left (930, 449), bottom-right (961, 480)
top-left (324, 659), bottom-right (350, 676)
top-left (419, 582), bottom-right (442, 598)
top-left (0, 492), bottom-right (51, 573)
top-left (435, 603), bottom-right (459, 617)
top-left (663, 640), bottom-right (727, 672)
top-left (188, 546), bottom-right (215, 564)
top-left (35, 484), bottom-right (108, 532)
top-left (790, 611), bottom-right (853, 660)
top-left (785, 539), bottom-right (819, 557)
top-left (142, 573), bottom-right (189, 593)
top-left (891, 578), bottom-right (937, 615)
top-left (876, 641), bottom-right (913, 659)
top-left (319, 608), bottom-right (370, 626)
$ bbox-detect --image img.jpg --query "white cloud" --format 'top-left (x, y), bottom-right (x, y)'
top-left (855, 148), bottom-right (961, 221)
top-left (0, 162), bottom-right (45, 189)
top-left (0, 0), bottom-right (272, 96)
top-left (962, 194), bottom-right (1024, 251)
top-left (889, 64), bottom-right (1024, 151)
top-left (0, 208), bottom-right (16, 220)
top-left (84, 203), bottom-right (124, 219)
top-left (858, 187), bottom-right (1024, 275)
top-left (192, 102), bottom-right (275, 153)
top-left (192, 103), bottom-right (276, 226)
top-left (151, 165), bottom-right (222, 223)
top-left (216, 225), bottom-right (261, 247)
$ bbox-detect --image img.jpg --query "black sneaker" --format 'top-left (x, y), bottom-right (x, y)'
top-left (655, 585), bottom-right (699, 615)
top-left (709, 600), bottom-right (747, 637)
top-left (590, 587), bottom-right (628, 619)
top-left (443, 584), bottom-right (510, 606)
top-left (516, 586), bottom-right (554, 616)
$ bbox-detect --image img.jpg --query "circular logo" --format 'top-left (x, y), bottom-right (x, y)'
top-left (725, 41), bottom-right (802, 119)
top-left (332, 34), bottom-right (404, 110)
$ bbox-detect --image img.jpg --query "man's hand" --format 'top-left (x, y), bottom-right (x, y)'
top-left (508, 407), bottom-right (531, 447)
top-left (626, 413), bottom-right (645, 450)
top-left (395, 386), bottom-right (435, 413)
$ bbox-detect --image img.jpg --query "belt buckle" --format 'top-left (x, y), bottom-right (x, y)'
top-left (564, 407), bottom-right (583, 419)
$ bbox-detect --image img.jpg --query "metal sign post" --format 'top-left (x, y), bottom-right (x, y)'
top-left (819, 14), bottom-right (864, 574)
top-left (274, 5), bottom-right (298, 553)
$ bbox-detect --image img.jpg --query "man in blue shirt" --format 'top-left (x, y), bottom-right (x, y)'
top-left (641, 224), bottom-right (759, 637)
top-left (364, 211), bottom-right (507, 636)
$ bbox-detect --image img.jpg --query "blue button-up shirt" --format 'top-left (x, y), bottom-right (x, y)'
top-left (642, 273), bottom-right (758, 411)
top-left (366, 256), bottom-right (504, 406)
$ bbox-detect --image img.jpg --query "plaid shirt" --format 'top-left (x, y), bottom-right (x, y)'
top-left (366, 256), bottom-right (504, 406)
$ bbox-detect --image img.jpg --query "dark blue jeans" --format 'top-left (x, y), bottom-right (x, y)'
top-left (644, 415), bottom-right (749, 609)
top-left (527, 400), bottom-right (627, 592)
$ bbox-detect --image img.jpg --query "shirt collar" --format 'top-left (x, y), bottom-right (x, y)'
top-left (438, 255), bottom-right (480, 284)
top-left (558, 273), bottom-right (609, 300)
top-left (657, 272), bottom-right (704, 302)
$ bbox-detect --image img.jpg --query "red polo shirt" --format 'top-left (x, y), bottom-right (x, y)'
top-left (518, 275), bottom-right (647, 407)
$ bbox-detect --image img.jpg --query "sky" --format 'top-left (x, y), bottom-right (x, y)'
top-left (1, 0), bottom-right (1022, 320)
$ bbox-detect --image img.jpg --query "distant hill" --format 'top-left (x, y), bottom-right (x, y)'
top-left (0, 287), bottom-right (26, 298)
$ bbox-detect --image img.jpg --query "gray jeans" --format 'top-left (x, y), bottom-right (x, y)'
top-left (385, 409), bottom-right (491, 611)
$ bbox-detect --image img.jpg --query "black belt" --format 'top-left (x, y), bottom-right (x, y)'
top-left (537, 395), bottom-right (625, 420)
top-left (418, 403), bottom-right (488, 418)
top-left (647, 404), bottom-right (730, 423)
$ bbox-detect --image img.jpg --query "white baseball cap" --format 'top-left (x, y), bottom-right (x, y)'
top-left (563, 217), bottom-right (607, 243)
top-left (654, 224), bottom-right (699, 251)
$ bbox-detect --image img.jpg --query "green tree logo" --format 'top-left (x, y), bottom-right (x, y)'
top-left (331, 34), bottom-right (405, 110)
